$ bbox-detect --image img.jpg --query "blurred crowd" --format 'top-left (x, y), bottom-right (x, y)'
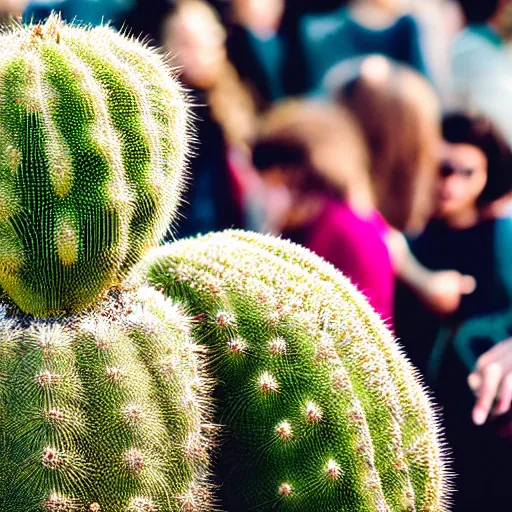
top-left (4, 0), bottom-right (512, 509)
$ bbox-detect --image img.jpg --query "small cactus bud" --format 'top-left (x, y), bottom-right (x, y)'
top-left (227, 337), bottom-right (246, 353)
top-left (275, 421), bottom-right (293, 440)
top-left (123, 405), bottom-right (143, 424)
top-left (89, 504), bottom-right (100, 512)
top-left (43, 492), bottom-right (76, 511)
top-left (278, 483), bottom-right (293, 496)
top-left (42, 408), bottom-right (65, 423)
top-left (258, 372), bottom-right (278, 393)
top-left (35, 371), bottom-right (61, 388)
top-left (124, 448), bottom-right (145, 473)
top-left (42, 447), bottom-right (64, 470)
top-left (106, 367), bottom-right (124, 383)
top-left (268, 336), bottom-right (286, 355)
top-left (215, 311), bottom-right (236, 328)
top-left (305, 401), bottom-right (323, 423)
top-left (128, 497), bottom-right (157, 511)
top-left (326, 459), bottom-right (342, 480)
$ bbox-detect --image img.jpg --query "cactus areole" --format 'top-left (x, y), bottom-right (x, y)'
top-left (0, 13), bottom-right (188, 317)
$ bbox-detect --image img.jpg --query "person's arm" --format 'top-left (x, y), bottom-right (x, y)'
top-left (386, 229), bottom-right (476, 315)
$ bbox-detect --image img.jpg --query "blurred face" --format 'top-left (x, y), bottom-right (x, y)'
top-left (435, 142), bottom-right (488, 219)
top-left (365, 0), bottom-right (404, 14)
top-left (164, 8), bottom-right (226, 88)
top-left (233, 0), bottom-right (285, 33)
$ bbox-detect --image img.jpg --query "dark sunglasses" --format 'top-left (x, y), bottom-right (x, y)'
top-left (440, 163), bottom-right (474, 178)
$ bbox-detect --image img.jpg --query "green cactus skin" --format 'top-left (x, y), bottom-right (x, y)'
top-left (142, 230), bottom-right (452, 512)
top-left (0, 285), bottom-right (215, 511)
top-left (0, 14), bottom-right (188, 316)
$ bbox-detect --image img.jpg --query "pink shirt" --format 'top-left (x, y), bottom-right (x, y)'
top-left (300, 200), bottom-right (395, 327)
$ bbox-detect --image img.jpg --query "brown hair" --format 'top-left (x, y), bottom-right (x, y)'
top-left (252, 100), bottom-right (372, 202)
top-left (330, 55), bottom-right (441, 232)
top-left (163, 0), bottom-right (257, 149)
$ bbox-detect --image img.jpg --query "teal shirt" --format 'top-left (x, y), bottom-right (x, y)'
top-left (300, 7), bottom-right (428, 94)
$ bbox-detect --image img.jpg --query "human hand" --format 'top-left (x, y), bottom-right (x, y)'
top-left (421, 270), bottom-right (476, 316)
top-left (468, 338), bottom-right (512, 425)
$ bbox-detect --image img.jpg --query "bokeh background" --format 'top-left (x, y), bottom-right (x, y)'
top-left (4, 1), bottom-right (512, 510)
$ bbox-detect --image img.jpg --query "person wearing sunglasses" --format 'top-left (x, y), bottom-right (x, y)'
top-left (407, 112), bottom-right (512, 511)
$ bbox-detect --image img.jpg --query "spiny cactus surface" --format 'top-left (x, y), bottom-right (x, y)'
top-left (0, 286), bottom-right (214, 511)
top-left (143, 230), bottom-right (451, 512)
top-left (0, 14), bottom-right (188, 316)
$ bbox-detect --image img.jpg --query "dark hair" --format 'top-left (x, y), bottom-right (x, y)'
top-left (252, 136), bottom-right (331, 193)
top-left (443, 113), bottom-right (512, 205)
top-left (455, 0), bottom-right (500, 24)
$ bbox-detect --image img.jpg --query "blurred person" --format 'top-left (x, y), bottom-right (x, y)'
top-left (402, 113), bottom-right (512, 510)
top-left (0, 0), bottom-right (27, 27)
top-left (226, 0), bottom-right (309, 107)
top-left (331, 56), bottom-right (439, 234)
top-left (329, 55), bottom-right (477, 351)
top-left (408, 0), bottom-right (465, 102)
top-left (162, 0), bottom-right (256, 238)
top-left (0, 0), bottom-right (26, 21)
top-left (251, 100), bottom-right (396, 325)
top-left (250, 100), bottom-right (474, 328)
top-left (451, 0), bottom-right (512, 148)
top-left (299, 0), bottom-right (428, 95)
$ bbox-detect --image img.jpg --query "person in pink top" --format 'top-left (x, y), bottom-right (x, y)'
top-left (249, 100), bottom-right (475, 327)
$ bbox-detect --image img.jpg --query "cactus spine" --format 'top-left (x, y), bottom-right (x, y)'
top-left (0, 14), bottom-right (188, 316)
top-left (143, 230), bottom-right (451, 511)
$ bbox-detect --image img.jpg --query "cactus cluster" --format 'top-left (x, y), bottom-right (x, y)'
top-left (143, 230), bottom-right (451, 511)
top-left (0, 14), bottom-right (450, 512)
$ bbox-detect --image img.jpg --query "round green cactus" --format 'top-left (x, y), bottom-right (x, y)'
top-left (0, 13), bottom-right (188, 316)
top-left (0, 286), bottom-right (214, 511)
top-left (143, 231), bottom-right (451, 512)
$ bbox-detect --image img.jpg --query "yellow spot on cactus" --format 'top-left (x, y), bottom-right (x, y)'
top-left (0, 250), bottom-right (22, 275)
top-left (89, 504), bottom-right (101, 512)
top-left (51, 159), bottom-right (74, 198)
top-left (56, 218), bottom-right (78, 265)
top-left (7, 146), bottom-right (21, 173)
